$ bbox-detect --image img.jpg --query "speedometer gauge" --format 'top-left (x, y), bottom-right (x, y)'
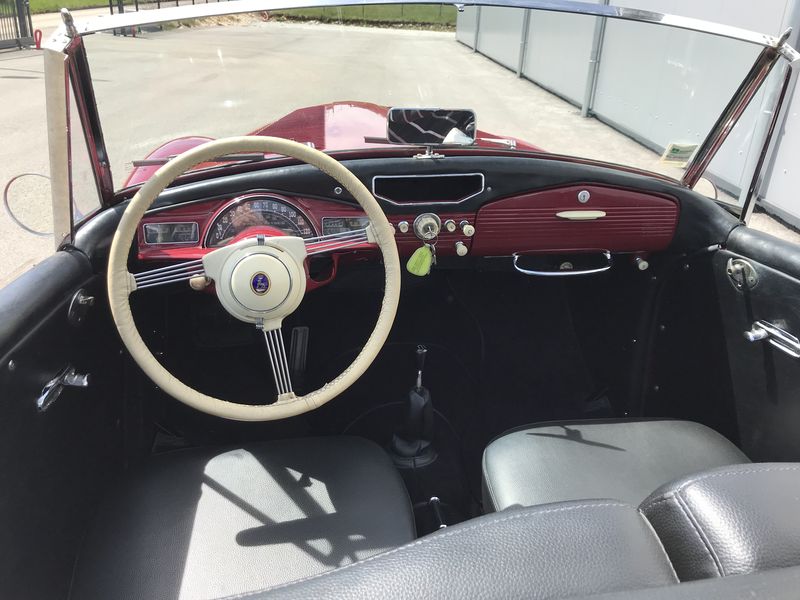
top-left (205, 195), bottom-right (316, 248)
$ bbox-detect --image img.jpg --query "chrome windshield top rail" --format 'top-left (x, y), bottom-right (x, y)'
top-left (52, 0), bottom-right (798, 52)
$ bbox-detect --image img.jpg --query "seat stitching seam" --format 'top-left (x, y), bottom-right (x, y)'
top-left (640, 495), bottom-right (676, 513)
top-left (673, 493), bottom-right (724, 577)
top-left (673, 465), bottom-right (800, 495)
top-left (216, 501), bottom-right (630, 600)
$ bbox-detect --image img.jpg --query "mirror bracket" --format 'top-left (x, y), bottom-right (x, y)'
top-left (413, 146), bottom-right (447, 160)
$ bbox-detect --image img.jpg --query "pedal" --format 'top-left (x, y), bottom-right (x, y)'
top-left (289, 326), bottom-right (309, 389)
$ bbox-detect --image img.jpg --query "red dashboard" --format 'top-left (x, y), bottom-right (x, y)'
top-left (137, 183), bottom-right (679, 273)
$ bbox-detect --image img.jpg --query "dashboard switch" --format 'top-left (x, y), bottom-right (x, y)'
top-left (455, 241), bottom-right (468, 257)
top-left (460, 220), bottom-right (475, 237)
top-left (444, 219), bottom-right (457, 233)
top-left (398, 221), bottom-right (410, 233)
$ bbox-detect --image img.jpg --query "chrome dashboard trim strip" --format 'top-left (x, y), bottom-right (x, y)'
top-left (371, 172), bottom-right (485, 206)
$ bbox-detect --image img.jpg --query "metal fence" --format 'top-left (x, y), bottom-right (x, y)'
top-left (456, 4), bottom-right (795, 207)
top-left (107, 0), bottom-right (229, 15)
top-left (0, 0), bottom-right (32, 50)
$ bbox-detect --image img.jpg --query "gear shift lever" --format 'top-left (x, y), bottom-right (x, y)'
top-left (415, 344), bottom-right (427, 390)
top-left (390, 345), bottom-right (437, 468)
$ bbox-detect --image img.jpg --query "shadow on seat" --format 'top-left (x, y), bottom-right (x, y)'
top-left (69, 436), bottom-right (415, 600)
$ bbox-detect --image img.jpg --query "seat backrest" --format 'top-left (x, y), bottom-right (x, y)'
top-left (641, 463), bottom-right (800, 581)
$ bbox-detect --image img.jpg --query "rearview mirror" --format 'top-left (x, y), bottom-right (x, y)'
top-left (387, 108), bottom-right (476, 146)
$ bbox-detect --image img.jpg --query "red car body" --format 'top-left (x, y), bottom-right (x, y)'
top-left (123, 101), bottom-right (541, 187)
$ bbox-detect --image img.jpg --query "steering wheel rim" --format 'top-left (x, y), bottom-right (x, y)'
top-left (107, 136), bottom-right (400, 421)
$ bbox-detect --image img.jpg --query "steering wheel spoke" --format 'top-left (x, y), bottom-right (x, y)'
top-left (261, 326), bottom-right (294, 399)
top-left (305, 227), bottom-right (371, 256)
top-left (132, 259), bottom-right (206, 290)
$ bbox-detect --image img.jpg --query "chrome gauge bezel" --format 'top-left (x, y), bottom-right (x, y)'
top-left (203, 192), bottom-right (318, 248)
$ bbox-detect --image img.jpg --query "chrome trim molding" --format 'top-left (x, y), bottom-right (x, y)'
top-left (54, 0), bottom-right (792, 49)
top-left (142, 221), bottom-right (200, 245)
top-left (371, 172), bottom-right (485, 206)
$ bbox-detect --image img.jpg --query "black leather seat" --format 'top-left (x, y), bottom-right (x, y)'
top-left (70, 436), bottom-right (415, 600)
top-left (482, 419), bottom-right (748, 511)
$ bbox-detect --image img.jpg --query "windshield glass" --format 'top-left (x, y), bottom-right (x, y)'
top-left (83, 5), bottom-right (766, 195)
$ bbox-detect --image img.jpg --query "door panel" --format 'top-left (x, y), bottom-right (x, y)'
top-left (0, 251), bottom-right (125, 599)
top-left (714, 226), bottom-right (800, 461)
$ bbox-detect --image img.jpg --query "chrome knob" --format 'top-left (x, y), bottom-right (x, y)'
top-left (397, 221), bottom-right (409, 233)
top-left (444, 219), bottom-right (457, 233)
top-left (455, 241), bottom-right (468, 257)
top-left (635, 257), bottom-right (649, 271)
top-left (460, 220), bottom-right (475, 237)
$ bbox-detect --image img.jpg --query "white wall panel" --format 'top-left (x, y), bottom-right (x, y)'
top-left (476, 7), bottom-right (526, 71)
top-left (455, 0), bottom-right (800, 219)
top-left (592, 20), bottom-right (760, 187)
top-left (762, 77), bottom-right (800, 220)
top-left (456, 6), bottom-right (478, 48)
top-left (522, 10), bottom-right (598, 105)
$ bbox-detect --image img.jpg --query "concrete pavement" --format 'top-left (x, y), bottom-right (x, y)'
top-left (1, 18), bottom-right (799, 287)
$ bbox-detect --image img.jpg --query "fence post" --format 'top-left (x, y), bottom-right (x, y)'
top-left (472, 6), bottom-right (481, 51)
top-left (516, 9), bottom-right (531, 77)
top-left (581, 0), bottom-right (609, 118)
top-left (14, 0), bottom-right (30, 39)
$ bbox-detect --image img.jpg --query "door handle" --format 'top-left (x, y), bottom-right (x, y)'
top-left (37, 365), bottom-right (90, 412)
top-left (744, 321), bottom-right (800, 359)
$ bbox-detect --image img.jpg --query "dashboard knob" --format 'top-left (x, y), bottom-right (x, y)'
top-left (455, 241), bottom-right (468, 257)
top-left (460, 220), bottom-right (475, 237)
top-left (397, 221), bottom-right (409, 234)
top-left (444, 219), bottom-right (457, 233)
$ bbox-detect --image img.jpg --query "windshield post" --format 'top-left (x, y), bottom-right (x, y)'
top-left (682, 43), bottom-right (784, 189)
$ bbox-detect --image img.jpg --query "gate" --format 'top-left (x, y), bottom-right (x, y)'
top-left (0, 0), bottom-right (32, 50)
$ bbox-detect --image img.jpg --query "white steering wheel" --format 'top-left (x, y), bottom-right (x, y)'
top-left (107, 136), bottom-right (400, 421)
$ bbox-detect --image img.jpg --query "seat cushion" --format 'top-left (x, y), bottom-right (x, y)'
top-left (482, 419), bottom-right (748, 512)
top-left (70, 436), bottom-right (415, 600)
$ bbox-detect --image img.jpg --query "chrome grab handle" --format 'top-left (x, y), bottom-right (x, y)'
top-left (744, 320), bottom-right (800, 359)
top-left (37, 365), bottom-right (90, 412)
top-left (512, 252), bottom-right (612, 277)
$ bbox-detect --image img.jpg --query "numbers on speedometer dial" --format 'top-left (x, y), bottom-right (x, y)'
top-left (205, 196), bottom-right (316, 248)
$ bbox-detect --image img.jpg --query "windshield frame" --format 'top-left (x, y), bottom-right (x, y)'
top-left (43, 0), bottom-right (800, 239)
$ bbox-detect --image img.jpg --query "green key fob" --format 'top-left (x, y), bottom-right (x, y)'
top-left (407, 244), bottom-right (433, 276)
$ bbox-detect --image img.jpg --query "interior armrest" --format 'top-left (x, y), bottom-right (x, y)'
top-left (256, 500), bottom-right (678, 600)
top-left (641, 463), bottom-right (800, 581)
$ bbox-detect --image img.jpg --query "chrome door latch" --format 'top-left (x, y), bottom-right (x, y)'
top-left (727, 258), bottom-right (758, 290)
top-left (744, 321), bottom-right (800, 359)
top-left (37, 365), bottom-right (90, 412)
